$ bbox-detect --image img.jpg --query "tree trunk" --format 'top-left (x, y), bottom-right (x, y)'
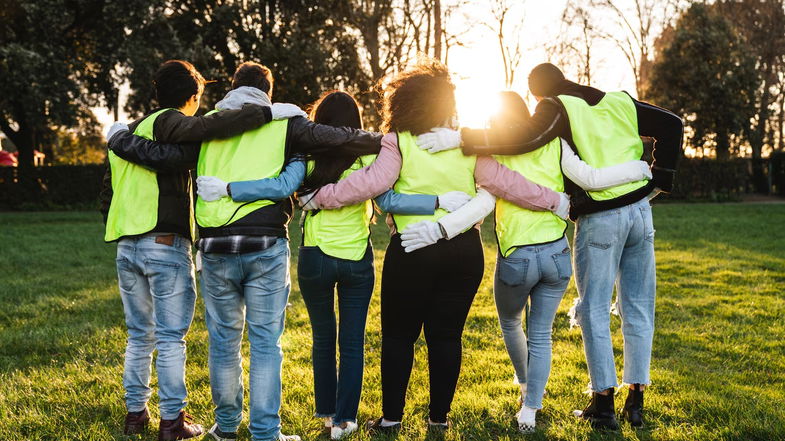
top-left (716, 133), bottom-right (730, 161)
top-left (433, 0), bottom-right (442, 61)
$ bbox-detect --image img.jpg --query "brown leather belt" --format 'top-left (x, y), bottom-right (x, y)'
top-left (155, 234), bottom-right (176, 246)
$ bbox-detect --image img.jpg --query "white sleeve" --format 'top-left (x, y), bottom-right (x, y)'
top-left (561, 139), bottom-right (652, 191)
top-left (437, 188), bottom-right (496, 239)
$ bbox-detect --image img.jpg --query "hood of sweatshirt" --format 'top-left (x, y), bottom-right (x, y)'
top-left (215, 86), bottom-right (273, 110)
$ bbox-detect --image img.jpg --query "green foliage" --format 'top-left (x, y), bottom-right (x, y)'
top-left (0, 0), bottom-right (147, 169)
top-left (0, 165), bottom-right (105, 210)
top-left (648, 3), bottom-right (759, 160)
top-left (1, 206), bottom-right (784, 440)
top-left (121, 1), bottom-right (371, 118)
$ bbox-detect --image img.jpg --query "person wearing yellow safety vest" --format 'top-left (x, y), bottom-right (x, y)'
top-left (421, 63), bottom-right (684, 430)
top-left (98, 59), bottom-right (305, 440)
top-left (302, 60), bottom-right (568, 433)
top-left (395, 90), bottom-right (652, 434)
top-left (197, 90), bottom-right (458, 440)
top-left (186, 62), bottom-right (392, 441)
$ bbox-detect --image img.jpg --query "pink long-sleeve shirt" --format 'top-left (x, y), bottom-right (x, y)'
top-left (313, 132), bottom-right (561, 211)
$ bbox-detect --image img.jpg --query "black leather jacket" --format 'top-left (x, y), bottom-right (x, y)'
top-left (104, 114), bottom-right (383, 239)
top-left (99, 104), bottom-right (271, 241)
top-left (461, 81), bottom-right (684, 218)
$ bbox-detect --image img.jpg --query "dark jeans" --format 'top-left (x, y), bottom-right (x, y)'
top-left (380, 230), bottom-right (484, 422)
top-left (297, 245), bottom-right (375, 424)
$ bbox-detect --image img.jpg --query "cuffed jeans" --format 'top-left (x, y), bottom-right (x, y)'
top-left (116, 234), bottom-right (196, 420)
top-left (201, 239), bottom-right (291, 441)
top-left (494, 236), bottom-right (571, 409)
top-left (297, 245), bottom-right (374, 425)
top-left (573, 197), bottom-right (656, 392)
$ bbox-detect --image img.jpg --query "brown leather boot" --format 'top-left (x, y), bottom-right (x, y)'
top-left (158, 411), bottom-right (204, 441)
top-left (124, 407), bottom-right (150, 435)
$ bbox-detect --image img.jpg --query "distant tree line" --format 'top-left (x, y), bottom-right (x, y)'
top-left (1, 0), bottom-right (784, 195)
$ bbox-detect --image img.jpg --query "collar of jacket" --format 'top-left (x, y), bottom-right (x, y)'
top-left (215, 86), bottom-right (273, 110)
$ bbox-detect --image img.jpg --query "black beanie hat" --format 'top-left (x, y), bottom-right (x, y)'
top-left (528, 63), bottom-right (566, 97)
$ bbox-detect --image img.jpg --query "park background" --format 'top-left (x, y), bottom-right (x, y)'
top-left (0, 0), bottom-right (784, 440)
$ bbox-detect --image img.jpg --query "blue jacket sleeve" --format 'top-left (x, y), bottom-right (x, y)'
top-left (228, 159), bottom-right (306, 202)
top-left (374, 189), bottom-right (437, 215)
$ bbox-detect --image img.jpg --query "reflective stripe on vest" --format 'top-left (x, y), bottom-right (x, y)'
top-left (392, 131), bottom-right (477, 233)
top-left (302, 154), bottom-right (377, 261)
top-left (559, 92), bottom-right (648, 201)
top-left (196, 117), bottom-right (288, 228)
top-left (104, 108), bottom-right (171, 242)
top-left (493, 138), bottom-right (567, 257)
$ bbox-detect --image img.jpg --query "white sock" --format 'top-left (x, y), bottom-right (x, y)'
top-left (517, 405), bottom-right (537, 425)
top-left (428, 419), bottom-right (448, 426)
top-left (380, 418), bottom-right (400, 427)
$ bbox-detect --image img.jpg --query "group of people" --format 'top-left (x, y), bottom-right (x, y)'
top-left (101, 56), bottom-right (682, 441)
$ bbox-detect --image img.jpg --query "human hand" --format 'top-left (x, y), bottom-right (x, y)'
top-left (196, 176), bottom-right (229, 202)
top-left (416, 128), bottom-right (462, 153)
top-left (437, 191), bottom-right (472, 212)
top-left (400, 221), bottom-right (445, 252)
top-left (271, 103), bottom-right (308, 120)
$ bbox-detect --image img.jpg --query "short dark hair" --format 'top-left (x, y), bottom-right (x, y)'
top-left (154, 60), bottom-right (205, 109)
top-left (232, 62), bottom-right (274, 96)
top-left (528, 63), bottom-right (566, 97)
top-left (379, 59), bottom-right (456, 135)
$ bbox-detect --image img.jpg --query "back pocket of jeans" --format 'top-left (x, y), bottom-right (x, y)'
top-left (551, 249), bottom-right (573, 281)
top-left (496, 257), bottom-right (528, 287)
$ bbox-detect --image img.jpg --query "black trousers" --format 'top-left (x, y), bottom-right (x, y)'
top-left (380, 229), bottom-right (484, 422)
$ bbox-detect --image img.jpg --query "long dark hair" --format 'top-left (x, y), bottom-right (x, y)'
top-left (490, 91), bottom-right (531, 130)
top-left (299, 90), bottom-right (364, 194)
top-left (379, 59), bottom-right (456, 135)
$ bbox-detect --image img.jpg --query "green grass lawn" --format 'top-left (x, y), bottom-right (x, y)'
top-left (1, 204), bottom-right (783, 441)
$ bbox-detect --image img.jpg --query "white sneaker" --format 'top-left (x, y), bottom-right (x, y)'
top-left (207, 423), bottom-right (238, 441)
top-left (278, 433), bottom-right (301, 441)
top-left (516, 405), bottom-right (537, 434)
top-left (330, 421), bottom-right (358, 439)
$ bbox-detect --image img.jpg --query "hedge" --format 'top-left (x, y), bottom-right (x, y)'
top-left (0, 165), bottom-right (105, 210)
top-left (0, 156), bottom-right (783, 210)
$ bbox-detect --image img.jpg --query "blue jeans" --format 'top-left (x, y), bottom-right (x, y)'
top-left (201, 239), bottom-right (291, 441)
top-left (573, 197), bottom-right (656, 392)
top-left (297, 245), bottom-right (374, 425)
top-left (116, 234), bottom-right (196, 420)
top-left (494, 236), bottom-right (571, 409)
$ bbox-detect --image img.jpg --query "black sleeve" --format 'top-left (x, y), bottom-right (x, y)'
top-left (634, 98), bottom-right (684, 192)
top-left (108, 130), bottom-right (200, 172)
top-left (286, 116), bottom-right (383, 157)
top-left (153, 104), bottom-right (272, 143)
top-left (99, 163), bottom-right (112, 225)
top-left (460, 98), bottom-right (568, 155)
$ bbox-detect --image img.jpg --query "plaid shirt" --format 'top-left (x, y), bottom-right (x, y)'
top-left (197, 235), bottom-right (279, 254)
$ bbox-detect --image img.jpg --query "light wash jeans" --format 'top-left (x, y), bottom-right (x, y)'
top-left (201, 238), bottom-right (291, 441)
top-left (494, 236), bottom-right (571, 409)
top-left (572, 197), bottom-right (656, 392)
top-left (116, 234), bottom-right (196, 420)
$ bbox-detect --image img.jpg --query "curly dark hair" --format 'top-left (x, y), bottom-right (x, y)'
top-left (379, 59), bottom-right (456, 135)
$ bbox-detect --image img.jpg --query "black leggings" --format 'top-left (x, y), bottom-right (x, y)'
top-left (380, 229), bottom-right (484, 422)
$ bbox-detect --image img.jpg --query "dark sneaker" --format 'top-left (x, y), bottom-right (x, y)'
top-left (428, 418), bottom-right (450, 432)
top-left (207, 423), bottom-right (237, 441)
top-left (572, 389), bottom-right (620, 430)
top-left (124, 407), bottom-right (150, 435)
top-left (622, 384), bottom-right (645, 427)
top-left (365, 417), bottom-right (401, 434)
top-left (158, 411), bottom-right (204, 440)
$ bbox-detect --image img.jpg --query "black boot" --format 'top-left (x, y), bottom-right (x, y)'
top-left (623, 384), bottom-right (645, 427)
top-left (574, 389), bottom-right (620, 430)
